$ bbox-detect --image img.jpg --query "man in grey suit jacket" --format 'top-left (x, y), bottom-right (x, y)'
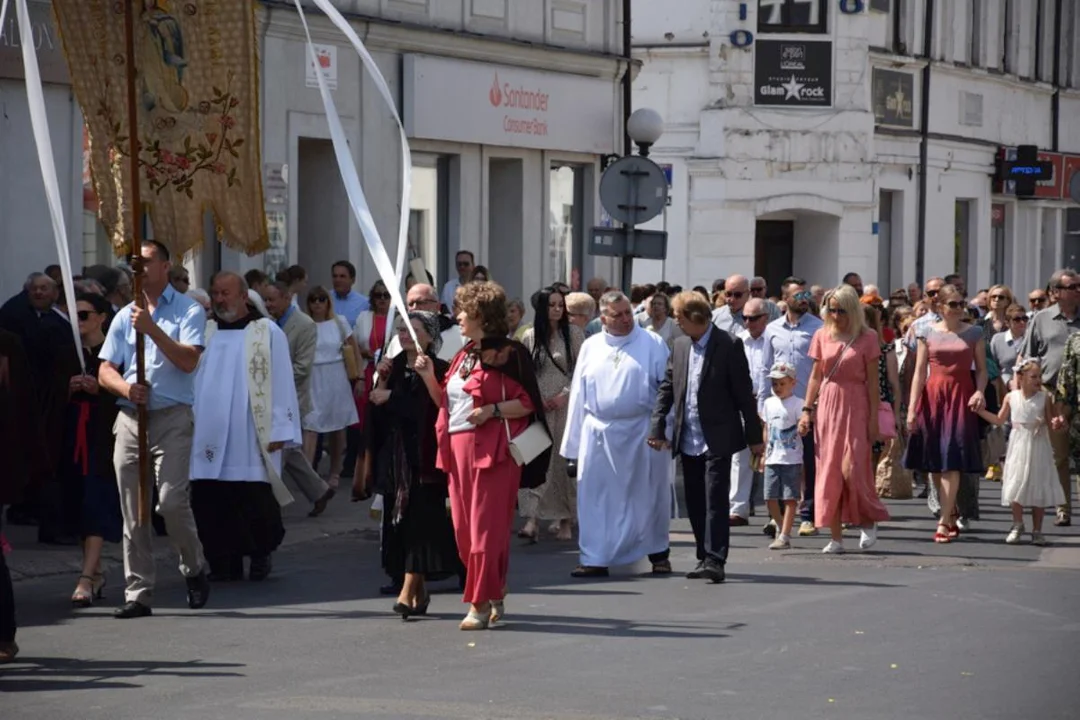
top-left (649, 291), bottom-right (763, 583)
top-left (263, 282), bottom-right (334, 516)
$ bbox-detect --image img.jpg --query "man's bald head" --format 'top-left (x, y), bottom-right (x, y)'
top-left (406, 283), bottom-right (441, 313)
top-left (211, 271), bottom-right (250, 322)
top-left (742, 297), bottom-right (769, 338)
top-left (725, 274), bottom-right (749, 312)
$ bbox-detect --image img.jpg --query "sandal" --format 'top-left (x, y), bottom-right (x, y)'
top-left (651, 560), bottom-right (673, 575)
top-left (570, 565), bottom-right (609, 578)
top-left (934, 524), bottom-right (952, 544)
top-left (947, 523), bottom-right (960, 539)
top-left (459, 607), bottom-right (491, 631)
top-left (71, 575), bottom-right (96, 608)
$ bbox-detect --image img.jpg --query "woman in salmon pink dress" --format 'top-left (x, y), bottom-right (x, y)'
top-left (798, 284), bottom-right (890, 554)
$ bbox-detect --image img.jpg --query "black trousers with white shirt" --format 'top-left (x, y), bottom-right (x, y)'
top-left (681, 452), bottom-right (731, 566)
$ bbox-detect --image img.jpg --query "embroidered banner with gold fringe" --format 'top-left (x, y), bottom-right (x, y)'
top-left (52, 0), bottom-right (267, 258)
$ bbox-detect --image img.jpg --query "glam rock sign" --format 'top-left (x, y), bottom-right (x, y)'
top-left (753, 39), bottom-right (833, 107)
top-left (403, 54), bottom-right (617, 155)
top-left (51, 0), bottom-right (267, 257)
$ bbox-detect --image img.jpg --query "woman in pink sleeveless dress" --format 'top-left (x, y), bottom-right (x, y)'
top-left (798, 285), bottom-right (891, 553)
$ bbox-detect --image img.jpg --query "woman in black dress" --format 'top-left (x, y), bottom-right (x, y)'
top-left (365, 311), bottom-right (461, 619)
top-left (62, 293), bottom-right (122, 606)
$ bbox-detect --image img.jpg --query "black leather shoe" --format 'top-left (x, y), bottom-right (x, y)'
top-left (186, 571), bottom-right (211, 609)
top-left (702, 561), bottom-right (726, 584)
top-left (249, 555), bottom-right (272, 581)
top-left (686, 561), bottom-right (706, 579)
top-left (114, 601), bottom-right (153, 619)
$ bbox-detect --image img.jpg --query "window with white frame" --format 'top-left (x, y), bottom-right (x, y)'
top-left (757, 0), bottom-right (827, 34)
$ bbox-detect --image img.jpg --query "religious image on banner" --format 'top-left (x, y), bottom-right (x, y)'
top-left (51, 0), bottom-right (267, 257)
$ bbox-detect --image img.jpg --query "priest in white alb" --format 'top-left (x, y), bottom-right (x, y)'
top-left (189, 272), bottom-right (300, 582)
top-left (561, 291), bottom-right (673, 577)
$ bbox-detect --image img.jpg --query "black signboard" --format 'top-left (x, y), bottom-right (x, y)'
top-left (872, 68), bottom-right (914, 127)
top-left (757, 0), bottom-right (828, 34)
top-left (754, 40), bottom-right (832, 107)
top-left (869, 0), bottom-right (892, 12)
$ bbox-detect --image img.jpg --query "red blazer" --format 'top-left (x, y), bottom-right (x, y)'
top-left (435, 346), bottom-right (535, 473)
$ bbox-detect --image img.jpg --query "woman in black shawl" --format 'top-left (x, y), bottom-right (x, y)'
top-left (365, 311), bottom-right (460, 619)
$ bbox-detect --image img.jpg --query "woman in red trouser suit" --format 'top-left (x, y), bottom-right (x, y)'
top-left (434, 281), bottom-right (549, 630)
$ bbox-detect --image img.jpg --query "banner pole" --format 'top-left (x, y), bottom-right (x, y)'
top-left (123, 0), bottom-right (150, 527)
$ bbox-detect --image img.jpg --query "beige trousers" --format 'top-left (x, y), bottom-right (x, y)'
top-left (114, 405), bottom-right (206, 605)
top-left (1048, 421), bottom-right (1074, 518)
top-left (282, 447), bottom-right (329, 503)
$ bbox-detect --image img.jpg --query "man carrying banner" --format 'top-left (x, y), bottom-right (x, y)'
top-left (99, 240), bottom-right (210, 619)
top-left (189, 272), bottom-right (300, 582)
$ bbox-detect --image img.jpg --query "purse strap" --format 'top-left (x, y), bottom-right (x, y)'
top-left (500, 377), bottom-right (512, 443)
top-left (823, 335), bottom-right (857, 386)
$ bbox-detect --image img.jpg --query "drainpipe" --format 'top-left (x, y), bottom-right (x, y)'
top-left (1051, 0), bottom-right (1062, 150)
top-left (915, 0), bottom-right (935, 285)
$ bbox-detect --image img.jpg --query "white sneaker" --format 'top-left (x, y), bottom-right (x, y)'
top-left (769, 535), bottom-right (791, 550)
top-left (859, 524), bottom-right (878, 550)
top-left (1005, 523), bottom-right (1025, 544)
top-left (956, 517), bottom-right (970, 531)
top-left (1031, 532), bottom-right (1048, 547)
top-left (798, 521), bottom-right (819, 537)
top-left (822, 540), bottom-right (845, 554)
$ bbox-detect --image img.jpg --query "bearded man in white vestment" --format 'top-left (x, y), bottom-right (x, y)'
top-left (561, 291), bottom-right (672, 577)
top-left (190, 273), bottom-right (301, 582)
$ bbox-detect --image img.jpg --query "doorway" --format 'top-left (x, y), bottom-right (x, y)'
top-left (488, 158), bottom-right (524, 302)
top-left (755, 220), bottom-right (794, 297)
top-left (298, 138), bottom-right (350, 283)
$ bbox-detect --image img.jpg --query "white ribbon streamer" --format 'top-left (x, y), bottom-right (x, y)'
top-left (11, 0), bottom-right (85, 372)
top-left (292, 0), bottom-right (416, 344)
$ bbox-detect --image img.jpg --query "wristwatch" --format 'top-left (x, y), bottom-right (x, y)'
top-left (491, 403), bottom-right (502, 419)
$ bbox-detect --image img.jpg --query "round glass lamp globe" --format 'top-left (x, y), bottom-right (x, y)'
top-left (627, 108), bottom-right (664, 145)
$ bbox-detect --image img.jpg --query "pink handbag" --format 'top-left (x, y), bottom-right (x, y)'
top-left (878, 402), bottom-right (897, 439)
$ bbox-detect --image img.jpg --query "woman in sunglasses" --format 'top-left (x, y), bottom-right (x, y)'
top-left (351, 281), bottom-right (393, 497)
top-left (304, 286), bottom-right (360, 489)
top-left (903, 285), bottom-right (988, 543)
top-left (797, 285), bottom-right (890, 554)
top-left (61, 293), bottom-right (123, 606)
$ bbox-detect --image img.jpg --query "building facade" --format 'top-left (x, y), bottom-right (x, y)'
top-left (0, 0), bottom-right (626, 306)
top-left (632, 0), bottom-right (1080, 298)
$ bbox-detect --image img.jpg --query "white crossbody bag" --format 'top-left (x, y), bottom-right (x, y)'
top-left (501, 380), bottom-right (552, 466)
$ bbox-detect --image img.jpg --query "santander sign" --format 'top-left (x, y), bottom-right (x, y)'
top-left (490, 72), bottom-right (550, 137)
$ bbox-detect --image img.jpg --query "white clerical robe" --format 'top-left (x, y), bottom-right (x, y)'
top-left (190, 319), bottom-right (301, 487)
top-left (561, 324), bottom-right (671, 567)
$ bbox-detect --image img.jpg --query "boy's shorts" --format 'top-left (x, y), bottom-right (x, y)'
top-left (764, 464), bottom-right (801, 501)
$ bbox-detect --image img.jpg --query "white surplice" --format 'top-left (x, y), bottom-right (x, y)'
top-left (190, 319), bottom-right (301, 488)
top-left (561, 324), bottom-right (671, 567)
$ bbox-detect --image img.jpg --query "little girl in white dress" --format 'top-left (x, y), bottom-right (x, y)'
top-left (977, 359), bottom-right (1064, 546)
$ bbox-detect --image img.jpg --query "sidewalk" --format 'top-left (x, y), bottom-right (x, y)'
top-left (5, 489), bottom-right (380, 582)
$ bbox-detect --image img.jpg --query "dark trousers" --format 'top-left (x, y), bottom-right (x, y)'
top-left (0, 513), bottom-right (15, 643)
top-left (800, 430), bottom-right (817, 523)
top-left (342, 426), bottom-right (361, 478)
top-left (681, 452), bottom-right (731, 565)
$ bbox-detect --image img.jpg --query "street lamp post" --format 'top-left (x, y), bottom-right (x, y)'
top-left (593, 108), bottom-right (669, 296)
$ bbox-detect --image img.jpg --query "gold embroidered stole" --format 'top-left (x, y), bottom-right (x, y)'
top-left (245, 319), bottom-right (294, 507)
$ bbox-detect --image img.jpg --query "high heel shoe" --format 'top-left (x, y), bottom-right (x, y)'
top-left (92, 572), bottom-right (106, 600)
top-left (392, 601), bottom-right (413, 621)
top-left (71, 575), bottom-right (96, 608)
top-left (412, 590), bottom-right (430, 617)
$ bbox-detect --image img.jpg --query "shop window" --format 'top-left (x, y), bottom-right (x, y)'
top-left (549, 164), bottom-right (585, 288)
top-left (758, 0), bottom-right (827, 34)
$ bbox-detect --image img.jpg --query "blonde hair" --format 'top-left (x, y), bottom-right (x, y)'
top-left (564, 292), bottom-right (596, 317)
top-left (988, 284), bottom-right (1014, 306)
top-left (824, 284), bottom-right (867, 338)
top-left (672, 290), bottom-right (712, 325)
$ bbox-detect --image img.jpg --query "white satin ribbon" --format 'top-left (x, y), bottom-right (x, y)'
top-left (11, 0), bottom-right (85, 371)
top-left (292, 0), bottom-right (416, 344)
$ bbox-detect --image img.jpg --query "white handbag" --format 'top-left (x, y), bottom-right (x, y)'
top-left (501, 381), bottom-right (552, 466)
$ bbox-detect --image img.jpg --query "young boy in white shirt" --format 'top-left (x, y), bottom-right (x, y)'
top-left (762, 362), bottom-right (804, 550)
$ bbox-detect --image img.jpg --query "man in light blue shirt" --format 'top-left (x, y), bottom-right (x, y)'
top-left (330, 260), bottom-right (370, 328)
top-left (759, 278), bottom-right (823, 537)
top-left (98, 240), bottom-right (209, 619)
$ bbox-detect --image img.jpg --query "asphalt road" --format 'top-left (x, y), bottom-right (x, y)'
top-left (3, 488), bottom-right (1078, 720)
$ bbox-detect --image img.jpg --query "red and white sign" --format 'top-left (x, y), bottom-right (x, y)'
top-left (305, 43), bottom-right (337, 91)
top-left (403, 54), bottom-right (617, 154)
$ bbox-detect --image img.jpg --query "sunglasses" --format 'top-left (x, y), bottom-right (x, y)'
top-left (1009, 316), bottom-right (1028, 323)
top-left (726, 291), bottom-right (746, 300)
top-left (1030, 297), bottom-right (1048, 304)
top-left (792, 290), bottom-right (813, 302)
top-left (310, 297), bottom-right (328, 304)
top-left (1056, 284), bottom-right (1079, 291)
top-left (945, 300), bottom-right (966, 309)
top-left (990, 294), bottom-right (1009, 301)
top-left (925, 290), bottom-right (940, 298)
top-left (827, 307), bottom-right (847, 315)
top-left (743, 313), bottom-right (768, 322)
top-left (77, 310), bottom-right (94, 321)
top-left (750, 287), bottom-right (766, 294)
top-left (371, 292), bottom-right (390, 300)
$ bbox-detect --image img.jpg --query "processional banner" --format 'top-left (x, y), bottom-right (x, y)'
top-left (52, 0), bottom-right (267, 257)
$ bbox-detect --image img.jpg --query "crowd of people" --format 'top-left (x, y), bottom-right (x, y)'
top-left (0, 244), bottom-right (1077, 661)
